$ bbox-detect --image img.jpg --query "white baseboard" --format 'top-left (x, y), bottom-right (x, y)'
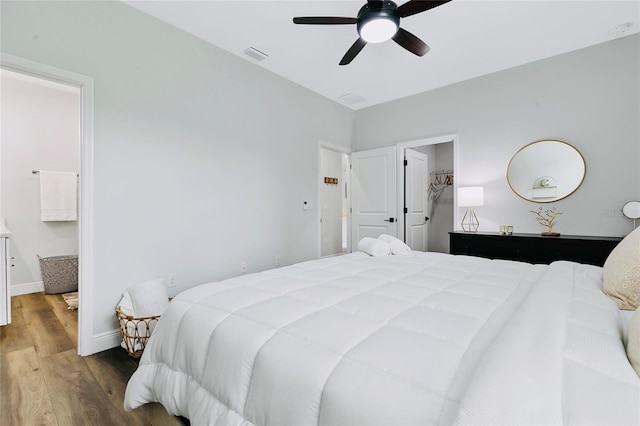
top-left (11, 281), bottom-right (44, 296)
top-left (80, 329), bottom-right (122, 356)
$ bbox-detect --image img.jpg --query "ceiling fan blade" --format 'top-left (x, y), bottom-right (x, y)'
top-left (392, 27), bottom-right (430, 56)
top-left (293, 16), bottom-right (357, 25)
top-left (397, 0), bottom-right (452, 18)
top-left (339, 38), bottom-right (367, 65)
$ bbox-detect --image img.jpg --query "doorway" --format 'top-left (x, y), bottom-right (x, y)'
top-left (1, 67), bottom-right (80, 331)
top-left (319, 143), bottom-right (351, 257)
top-left (398, 135), bottom-right (456, 253)
top-left (349, 136), bottom-right (456, 253)
top-left (1, 53), bottom-right (94, 356)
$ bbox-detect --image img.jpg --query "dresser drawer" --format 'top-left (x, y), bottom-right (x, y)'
top-left (450, 233), bottom-right (537, 262)
top-left (449, 232), bottom-right (621, 266)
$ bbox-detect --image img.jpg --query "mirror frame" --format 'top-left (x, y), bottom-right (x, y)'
top-left (506, 139), bottom-right (586, 203)
top-left (623, 201), bottom-right (640, 220)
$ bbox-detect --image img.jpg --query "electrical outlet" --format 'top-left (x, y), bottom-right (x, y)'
top-left (275, 256), bottom-right (281, 267)
top-left (167, 272), bottom-right (177, 288)
top-left (241, 262), bottom-right (247, 274)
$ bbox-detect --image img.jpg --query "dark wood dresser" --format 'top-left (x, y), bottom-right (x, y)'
top-left (449, 231), bottom-right (622, 266)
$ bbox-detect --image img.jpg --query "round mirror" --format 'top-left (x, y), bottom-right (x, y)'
top-left (507, 140), bottom-right (586, 203)
top-left (622, 201), bottom-right (640, 219)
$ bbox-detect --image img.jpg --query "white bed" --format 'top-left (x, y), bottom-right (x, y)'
top-left (124, 251), bottom-right (640, 425)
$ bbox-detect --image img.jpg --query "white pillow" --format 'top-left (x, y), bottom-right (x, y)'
top-left (603, 226), bottom-right (640, 310)
top-left (627, 306), bottom-right (640, 377)
top-left (357, 237), bottom-right (391, 257)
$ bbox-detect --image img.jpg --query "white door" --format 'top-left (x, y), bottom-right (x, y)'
top-left (405, 149), bottom-right (429, 251)
top-left (351, 146), bottom-right (397, 247)
top-left (0, 237), bottom-right (11, 326)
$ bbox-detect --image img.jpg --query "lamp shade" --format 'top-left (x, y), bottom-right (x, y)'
top-left (458, 187), bottom-right (484, 207)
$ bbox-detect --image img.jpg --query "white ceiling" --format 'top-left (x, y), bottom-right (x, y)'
top-left (124, 1), bottom-right (639, 110)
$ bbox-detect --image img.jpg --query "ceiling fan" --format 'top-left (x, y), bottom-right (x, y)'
top-left (293, 0), bottom-right (452, 65)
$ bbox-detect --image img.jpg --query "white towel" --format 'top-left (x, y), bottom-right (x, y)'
top-left (378, 234), bottom-right (398, 244)
top-left (117, 290), bottom-right (143, 352)
top-left (39, 171), bottom-right (77, 221)
top-left (358, 237), bottom-right (391, 257)
top-left (117, 286), bottom-right (165, 353)
top-left (378, 234), bottom-right (412, 255)
top-left (117, 291), bottom-right (135, 316)
top-left (127, 278), bottom-right (169, 317)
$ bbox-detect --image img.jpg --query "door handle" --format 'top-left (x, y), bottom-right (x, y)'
top-left (384, 218), bottom-right (395, 223)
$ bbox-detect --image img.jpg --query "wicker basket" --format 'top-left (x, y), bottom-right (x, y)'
top-left (116, 308), bottom-right (161, 358)
top-left (38, 255), bottom-right (78, 294)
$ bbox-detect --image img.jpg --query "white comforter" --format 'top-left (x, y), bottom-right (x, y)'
top-left (124, 251), bottom-right (639, 425)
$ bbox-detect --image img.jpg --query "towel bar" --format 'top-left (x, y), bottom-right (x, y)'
top-left (32, 170), bottom-right (79, 176)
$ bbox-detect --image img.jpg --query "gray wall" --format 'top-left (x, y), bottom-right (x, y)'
top-left (2, 1), bottom-right (638, 352)
top-left (1, 1), bottom-right (354, 339)
top-left (354, 34), bottom-right (640, 238)
top-left (1, 72), bottom-right (80, 289)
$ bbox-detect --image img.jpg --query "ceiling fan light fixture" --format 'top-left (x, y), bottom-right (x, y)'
top-left (356, 1), bottom-right (400, 43)
top-left (359, 18), bottom-right (399, 43)
top-left (293, 0), bottom-right (445, 65)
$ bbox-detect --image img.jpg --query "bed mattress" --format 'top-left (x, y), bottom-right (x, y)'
top-left (124, 251), bottom-right (639, 425)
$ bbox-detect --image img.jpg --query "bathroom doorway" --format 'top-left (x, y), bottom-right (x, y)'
top-left (2, 53), bottom-right (94, 355)
top-left (1, 68), bottom-right (81, 339)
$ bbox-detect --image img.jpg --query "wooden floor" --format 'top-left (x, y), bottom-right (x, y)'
top-left (0, 292), bottom-right (187, 426)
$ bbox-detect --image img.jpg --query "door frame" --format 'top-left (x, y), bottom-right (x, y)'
top-left (1, 53), bottom-right (95, 356)
top-left (396, 133), bottom-right (459, 247)
top-left (317, 141), bottom-right (351, 258)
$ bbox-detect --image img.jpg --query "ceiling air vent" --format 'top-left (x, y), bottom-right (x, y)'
top-left (244, 47), bottom-right (268, 61)
top-left (338, 93), bottom-right (366, 105)
top-left (608, 22), bottom-right (634, 38)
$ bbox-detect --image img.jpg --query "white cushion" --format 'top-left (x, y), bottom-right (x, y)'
top-left (603, 226), bottom-right (640, 310)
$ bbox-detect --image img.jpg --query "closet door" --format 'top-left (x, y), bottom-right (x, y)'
top-left (351, 146), bottom-right (398, 248)
top-left (404, 149), bottom-right (429, 251)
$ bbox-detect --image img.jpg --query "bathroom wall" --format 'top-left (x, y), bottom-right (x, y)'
top-left (0, 69), bottom-right (80, 293)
